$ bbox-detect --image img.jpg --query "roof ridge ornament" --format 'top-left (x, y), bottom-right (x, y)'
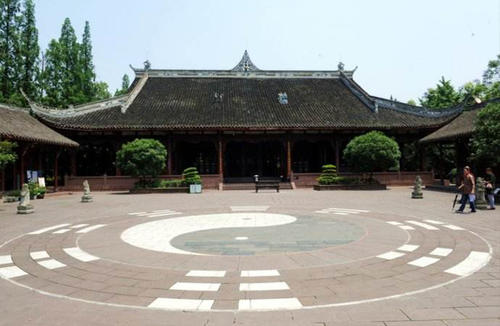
top-left (232, 50), bottom-right (260, 72)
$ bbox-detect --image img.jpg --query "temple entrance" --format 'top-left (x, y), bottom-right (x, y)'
top-left (224, 141), bottom-right (284, 182)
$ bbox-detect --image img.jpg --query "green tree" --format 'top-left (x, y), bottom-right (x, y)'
top-left (407, 99), bottom-right (417, 106)
top-left (80, 21), bottom-right (95, 101)
top-left (471, 103), bottom-right (500, 167)
top-left (419, 77), bottom-right (462, 109)
top-left (317, 164), bottom-right (337, 185)
top-left (18, 0), bottom-right (39, 102)
top-left (114, 74), bottom-right (130, 96)
top-left (343, 131), bottom-right (401, 176)
top-left (0, 0), bottom-right (21, 103)
top-left (482, 54), bottom-right (500, 100)
top-left (94, 81), bottom-right (110, 100)
top-left (41, 39), bottom-right (64, 106)
top-left (115, 139), bottom-right (167, 187)
top-left (58, 18), bottom-right (82, 106)
top-left (0, 140), bottom-right (17, 170)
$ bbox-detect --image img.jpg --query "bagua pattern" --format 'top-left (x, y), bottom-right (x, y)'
top-left (128, 209), bottom-right (181, 218)
top-left (315, 207), bottom-right (370, 215)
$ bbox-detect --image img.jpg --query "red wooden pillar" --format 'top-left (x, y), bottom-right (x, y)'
top-left (54, 150), bottom-right (61, 192)
top-left (167, 137), bottom-right (173, 175)
top-left (218, 137), bottom-right (224, 181)
top-left (335, 138), bottom-right (341, 173)
top-left (286, 139), bottom-right (292, 180)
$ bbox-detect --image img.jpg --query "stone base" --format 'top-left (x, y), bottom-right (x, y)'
top-left (412, 193), bottom-right (423, 199)
top-left (17, 205), bottom-right (34, 214)
top-left (81, 196), bottom-right (93, 203)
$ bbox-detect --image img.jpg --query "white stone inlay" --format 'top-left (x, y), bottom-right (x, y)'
top-left (398, 244), bottom-right (419, 252)
top-left (128, 212), bottom-right (147, 215)
top-left (239, 298), bottom-right (302, 310)
top-left (406, 221), bottom-right (439, 230)
top-left (148, 298), bottom-right (214, 310)
top-left (424, 219), bottom-right (445, 225)
top-left (239, 282), bottom-right (289, 291)
top-left (235, 236), bottom-right (248, 241)
top-left (170, 282), bottom-right (220, 292)
top-left (443, 224), bottom-right (465, 231)
top-left (430, 248), bottom-right (453, 257)
top-left (0, 255), bottom-right (13, 265)
top-left (408, 256), bottom-right (440, 267)
top-left (38, 259), bottom-right (66, 270)
top-left (71, 224), bottom-right (89, 229)
top-left (53, 229), bottom-right (70, 234)
top-left (28, 224), bottom-right (70, 235)
top-left (387, 221), bottom-right (403, 225)
top-left (0, 266), bottom-right (27, 278)
top-left (241, 270), bottom-right (280, 277)
top-left (316, 207), bottom-right (369, 214)
top-left (30, 251), bottom-right (49, 260)
top-left (186, 270), bottom-right (226, 277)
top-left (399, 225), bottom-right (415, 230)
top-left (377, 251), bottom-right (406, 260)
top-left (445, 251), bottom-right (491, 276)
top-left (121, 213), bottom-right (296, 255)
top-left (76, 224), bottom-right (106, 233)
top-left (64, 247), bottom-right (99, 262)
top-left (231, 206), bottom-right (269, 212)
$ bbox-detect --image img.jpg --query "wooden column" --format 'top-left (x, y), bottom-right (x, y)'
top-left (286, 139), bottom-right (292, 180)
top-left (1, 169), bottom-right (5, 192)
top-left (167, 137), bottom-right (173, 175)
top-left (54, 150), bottom-right (61, 192)
top-left (19, 145), bottom-right (30, 186)
top-left (70, 150), bottom-right (77, 176)
top-left (335, 138), bottom-right (341, 173)
top-left (218, 137), bottom-right (224, 181)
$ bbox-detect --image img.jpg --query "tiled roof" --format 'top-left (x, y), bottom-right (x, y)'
top-left (0, 104), bottom-right (78, 147)
top-left (419, 98), bottom-right (500, 143)
top-left (32, 77), bottom-right (459, 131)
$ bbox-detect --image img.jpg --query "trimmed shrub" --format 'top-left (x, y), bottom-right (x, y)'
top-left (317, 164), bottom-right (338, 185)
top-left (343, 131), bottom-right (401, 176)
top-left (182, 167), bottom-right (202, 185)
top-left (116, 139), bottom-right (167, 187)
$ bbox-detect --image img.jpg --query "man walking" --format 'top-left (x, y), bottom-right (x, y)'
top-left (456, 166), bottom-right (476, 213)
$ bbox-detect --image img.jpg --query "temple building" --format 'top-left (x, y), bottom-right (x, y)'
top-left (4, 51), bottom-right (466, 190)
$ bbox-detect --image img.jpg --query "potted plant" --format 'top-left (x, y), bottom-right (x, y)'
top-left (183, 167), bottom-right (202, 194)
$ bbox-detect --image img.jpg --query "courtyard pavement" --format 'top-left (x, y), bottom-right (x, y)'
top-left (0, 187), bottom-right (498, 326)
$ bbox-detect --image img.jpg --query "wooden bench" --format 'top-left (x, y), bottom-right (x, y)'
top-left (255, 180), bottom-right (280, 193)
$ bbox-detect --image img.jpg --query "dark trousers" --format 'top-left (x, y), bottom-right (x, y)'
top-left (458, 194), bottom-right (476, 212)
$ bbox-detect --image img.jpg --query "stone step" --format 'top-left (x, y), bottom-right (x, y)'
top-left (223, 183), bottom-right (293, 191)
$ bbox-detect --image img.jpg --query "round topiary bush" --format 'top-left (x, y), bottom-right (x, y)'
top-left (116, 138), bottom-right (167, 187)
top-left (343, 131), bottom-right (401, 177)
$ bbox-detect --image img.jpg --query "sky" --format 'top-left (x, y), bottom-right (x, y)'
top-left (34, 0), bottom-right (499, 102)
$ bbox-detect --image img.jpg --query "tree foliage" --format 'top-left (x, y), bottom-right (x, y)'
top-left (419, 77), bottom-right (462, 109)
top-left (0, 0), bottom-right (21, 104)
top-left (18, 0), bottom-right (38, 101)
top-left (115, 139), bottom-right (167, 184)
top-left (115, 74), bottom-right (130, 96)
top-left (41, 18), bottom-right (109, 107)
top-left (0, 140), bottom-right (17, 170)
top-left (471, 103), bottom-right (500, 167)
top-left (343, 131), bottom-right (401, 174)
